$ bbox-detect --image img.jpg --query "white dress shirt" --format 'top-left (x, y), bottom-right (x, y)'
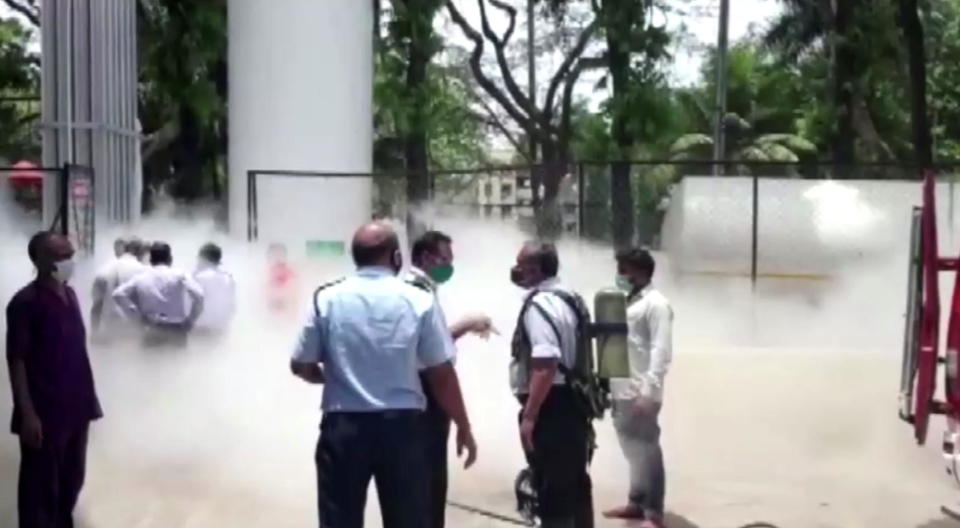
top-left (510, 278), bottom-right (580, 394)
top-left (610, 284), bottom-right (674, 402)
top-left (93, 254), bottom-right (146, 320)
top-left (192, 264), bottom-right (236, 330)
top-left (112, 265), bottom-right (204, 325)
top-left (291, 267), bottom-right (454, 412)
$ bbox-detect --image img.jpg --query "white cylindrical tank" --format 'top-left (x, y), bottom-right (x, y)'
top-left (228, 0), bottom-right (373, 253)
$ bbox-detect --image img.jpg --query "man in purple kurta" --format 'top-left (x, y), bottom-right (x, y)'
top-left (6, 231), bottom-right (102, 528)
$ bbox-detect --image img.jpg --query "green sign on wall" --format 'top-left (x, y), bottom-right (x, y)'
top-left (305, 240), bottom-right (346, 257)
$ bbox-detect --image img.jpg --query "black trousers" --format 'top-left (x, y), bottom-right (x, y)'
top-left (316, 411), bottom-right (427, 528)
top-left (421, 376), bottom-right (451, 528)
top-left (142, 322), bottom-right (188, 348)
top-left (520, 387), bottom-right (594, 527)
top-left (18, 425), bottom-right (89, 528)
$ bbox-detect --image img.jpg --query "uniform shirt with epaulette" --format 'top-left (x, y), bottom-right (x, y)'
top-left (291, 266), bottom-right (453, 412)
top-left (405, 266), bottom-right (457, 365)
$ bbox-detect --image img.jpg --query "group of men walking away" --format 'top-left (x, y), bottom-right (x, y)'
top-left (91, 237), bottom-right (236, 347)
top-left (5, 222), bottom-right (672, 528)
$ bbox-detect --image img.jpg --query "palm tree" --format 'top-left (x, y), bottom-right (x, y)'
top-left (670, 43), bottom-right (816, 174)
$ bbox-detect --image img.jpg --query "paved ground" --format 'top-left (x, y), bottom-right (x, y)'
top-left (0, 337), bottom-right (955, 528)
top-left (0, 215), bottom-right (957, 527)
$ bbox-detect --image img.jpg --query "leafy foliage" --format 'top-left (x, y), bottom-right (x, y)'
top-left (0, 16), bottom-right (39, 162)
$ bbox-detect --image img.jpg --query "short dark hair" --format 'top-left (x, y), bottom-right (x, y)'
top-left (352, 231), bottom-right (400, 267)
top-left (616, 247), bottom-right (655, 277)
top-left (27, 231), bottom-right (54, 265)
top-left (411, 230), bottom-right (452, 263)
top-left (199, 242), bottom-right (222, 265)
top-left (525, 241), bottom-right (559, 278)
top-left (125, 237), bottom-right (144, 256)
top-left (150, 241), bottom-right (173, 266)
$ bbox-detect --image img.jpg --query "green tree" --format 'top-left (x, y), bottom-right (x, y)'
top-left (446, 0), bottom-right (603, 238)
top-left (138, 0), bottom-right (227, 205)
top-left (671, 43), bottom-right (816, 172)
top-left (383, 0), bottom-right (443, 236)
top-left (0, 15), bottom-right (39, 162)
top-left (596, 0), bottom-right (670, 248)
top-left (897, 0), bottom-right (932, 166)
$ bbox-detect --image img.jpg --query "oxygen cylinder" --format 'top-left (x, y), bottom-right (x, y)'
top-left (594, 288), bottom-right (630, 379)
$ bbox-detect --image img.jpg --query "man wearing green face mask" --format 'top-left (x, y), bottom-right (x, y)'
top-left (407, 230), bottom-right (494, 528)
top-left (604, 248), bottom-right (673, 528)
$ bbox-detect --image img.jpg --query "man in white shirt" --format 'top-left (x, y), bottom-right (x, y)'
top-left (406, 230), bottom-right (492, 528)
top-left (91, 237), bottom-right (146, 336)
top-left (509, 242), bottom-right (593, 528)
top-left (112, 242), bottom-right (204, 347)
top-left (192, 243), bottom-right (236, 334)
top-left (603, 248), bottom-right (673, 528)
top-left (112, 236), bottom-right (126, 258)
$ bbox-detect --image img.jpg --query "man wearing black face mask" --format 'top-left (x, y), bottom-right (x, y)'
top-left (6, 231), bottom-right (102, 528)
top-left (509, 242), bottom-right (594, 528)
top-left (290, 222), bottom-right (478, 528)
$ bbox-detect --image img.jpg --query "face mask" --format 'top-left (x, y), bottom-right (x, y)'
top-left (51, 258), bottom-right (75, 283)
top-left (510, 266), bottom-right (526, 288)
top-left (428, 264), bottom-right (454, 284)
top-left (615, 274), bottom-right (633, 292)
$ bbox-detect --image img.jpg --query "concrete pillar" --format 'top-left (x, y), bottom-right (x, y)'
top-left (228, 0), bottom-right (373, 252)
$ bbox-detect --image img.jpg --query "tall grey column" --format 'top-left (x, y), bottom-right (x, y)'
top-left (41, 0), bottom-right (140, 234)
top-left (228, 0), bottom-right (373, 251)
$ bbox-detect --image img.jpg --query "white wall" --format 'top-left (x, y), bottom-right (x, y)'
top-left (228, 0), bottom-right (373, 254)
top-left (661, 177), bottom-right (960, 277)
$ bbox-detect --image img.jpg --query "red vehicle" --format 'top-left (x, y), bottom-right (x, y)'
top-left (899, 172), bottom-right (960, 519)
top-left (3, 160), bottom-right (44, 213)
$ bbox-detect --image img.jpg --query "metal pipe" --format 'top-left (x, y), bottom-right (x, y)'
top-left (750, 170), bottom-right (759, 288)
top-left (712, 0), bottom-right (730, 177)
top-left (577, 162), bottom-right (585, 238)
top-left (66, 0), bottom-right (74, 164)
top-left (526, 0), bottom-right (536, 165)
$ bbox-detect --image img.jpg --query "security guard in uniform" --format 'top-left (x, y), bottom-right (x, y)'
top-left (291, 222), bottom-right (477, 528)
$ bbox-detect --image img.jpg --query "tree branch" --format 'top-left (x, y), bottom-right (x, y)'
top-left (445, 0), bottom-right (546, 143)
top-left (545, 18), bottom-right (599, 118)
top-left (3, 0), bottom-right (39, 27)
top-left (141, 119), bottom-right (181, 162)
top-left (478, 0), bottom-right (538, 123)
top-left (469, 102), bottom-right (530, 162)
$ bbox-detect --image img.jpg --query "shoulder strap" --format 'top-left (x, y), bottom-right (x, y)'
top-left (313, 277), bottom-right (346, 318)
top-left (526, 293), bottom-right (580, 378)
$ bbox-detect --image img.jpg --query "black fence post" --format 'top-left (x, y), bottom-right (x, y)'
top-left (59, 163), bottom-right (69, 236)
top-left (577, 162), bottom-right (585, 238)
top-left (750, 171), bottom-right (759, 288)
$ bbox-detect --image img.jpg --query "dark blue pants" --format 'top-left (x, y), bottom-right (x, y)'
top-left (422, 378), bottom-right (451, 528)
top-left (18, 425), bottom-right (89, 528)
top-left (316, 411), bottom-right (427, 528)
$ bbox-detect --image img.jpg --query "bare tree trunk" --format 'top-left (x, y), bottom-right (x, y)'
top-left (606, 4), bottom-right (635, 249)
top-left (833, 0), bottom-right (857, 165)
top-left (898, 0), bottom-right (933, 167)
top-left (397, 0), bottom-right (437, 240)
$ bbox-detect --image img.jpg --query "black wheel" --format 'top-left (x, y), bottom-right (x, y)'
top-left (514, 467), bottom-right (538, 526)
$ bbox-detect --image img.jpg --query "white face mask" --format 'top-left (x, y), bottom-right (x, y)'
top-left (51, 258), bottom-right (75, 283)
